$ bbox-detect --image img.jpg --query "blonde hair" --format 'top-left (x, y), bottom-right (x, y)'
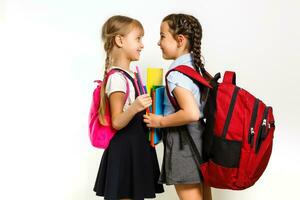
top-left (99, 15), bottom-right (144, 124)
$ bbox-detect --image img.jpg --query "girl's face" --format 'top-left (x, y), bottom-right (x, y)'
top-left (158, 22), bottom-right (178, 60)
top-left (122, 27), bottom-right (144, 61)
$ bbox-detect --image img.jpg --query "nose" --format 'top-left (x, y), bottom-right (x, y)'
top-left (157, 40), bottom-right (160, 46)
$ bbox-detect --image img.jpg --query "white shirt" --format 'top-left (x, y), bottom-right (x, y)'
top-left (164, 53), bottom-right (203, 118)
top-left (105, 66), bottom-right (136, 111)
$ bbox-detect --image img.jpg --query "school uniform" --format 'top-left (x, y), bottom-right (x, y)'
top-left (159, 53), bottom-right (204, 185)
top-left (93, 67), bottom-right (164, 199)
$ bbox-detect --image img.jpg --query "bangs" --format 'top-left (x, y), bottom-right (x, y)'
top-left (131, 20), bottom-right (144, 35)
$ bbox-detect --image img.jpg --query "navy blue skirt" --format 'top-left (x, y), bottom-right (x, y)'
top-left (93, 111), bottom-right (164, 200)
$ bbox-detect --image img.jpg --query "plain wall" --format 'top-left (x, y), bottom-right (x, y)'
top-left (0, 0), bottom-right (299, 199)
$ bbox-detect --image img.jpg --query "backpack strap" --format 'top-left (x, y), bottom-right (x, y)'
top-left (116, 69), bottom-right (139, 98)
top-left (223, 71), bottom-right (236, 85)
top-left (103, 68), bottom-right (133, 100)
top-left (165, 65), bottom-right (212, 111)
top-left (164, 65), bottom-right (211, 167)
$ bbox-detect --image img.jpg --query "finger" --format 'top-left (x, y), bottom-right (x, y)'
top-left (141, 98), bottom-right (151, 103)
top-left (142, 101), bottom-right (152, 108)
top-left (143, 101), bottom-right (152, 107)
top-left (144, 97), bottom-right (152, 102)
top-left (140, 94), bottom-right (150, 98)
top-left (146, 123), bottom-right (154, 128)
top-left (140, 98), bottom-right (151, 103)
top-left (144, 96), bottom-right (151, 100)
top-left (142, 99), bottom-right (152, 105)
top-left (144, 101), bottom-right (152, 107)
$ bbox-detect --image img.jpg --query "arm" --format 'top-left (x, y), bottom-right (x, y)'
top-left (143, 86), bottom-right (200, 128)
top-left (110, 92), bottom-right (152, 130)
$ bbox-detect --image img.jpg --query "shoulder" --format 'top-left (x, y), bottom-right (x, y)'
top-left (167, 70), bottom-right (194, 85)
top-left (107, 71), bottom-right (127, 83)
top-left (105, 72), bottom-right (128, 96)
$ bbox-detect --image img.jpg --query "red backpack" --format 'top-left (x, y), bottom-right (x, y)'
top-left (165, 65), bottom-right (275, 190)
top-left (88, 69), bottom-right (130, 149)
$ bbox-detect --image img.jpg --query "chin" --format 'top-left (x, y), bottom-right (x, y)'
top-left (132, 53), bottom-right (140, 60)
top-left (162, 54), bottom-right (171, 60)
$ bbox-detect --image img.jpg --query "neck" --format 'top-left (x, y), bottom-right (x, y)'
top-left (175, 49), bottom-right (190, 59)
top-left (110, 48), bottom-right (131, 71)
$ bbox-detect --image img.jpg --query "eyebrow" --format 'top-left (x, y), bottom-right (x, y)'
top-left (160, 32), bottom-right (166, 35)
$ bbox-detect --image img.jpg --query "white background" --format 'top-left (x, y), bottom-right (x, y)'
top-left (0, 0), bottom-right (299, 199)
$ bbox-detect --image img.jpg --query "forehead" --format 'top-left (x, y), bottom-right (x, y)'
top-left (128, 26), bottom-right (144, 36)
top-left (160, 21), bottom-right (170, 33)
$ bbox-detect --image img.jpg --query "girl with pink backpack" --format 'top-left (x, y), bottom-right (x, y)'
top-left (93, 15), bottom-right (164, 199)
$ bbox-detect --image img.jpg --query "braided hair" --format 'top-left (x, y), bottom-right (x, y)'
top-left (163, 14), bottom-right (212, 80)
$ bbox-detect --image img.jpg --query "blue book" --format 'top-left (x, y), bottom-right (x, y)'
top-left (152, 86), bottom-right (165, 144)
top-left (154, 86), bottom-right (164, 115)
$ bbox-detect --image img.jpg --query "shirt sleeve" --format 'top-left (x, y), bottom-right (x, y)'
top-left (167, 71), bottom-right (194, 96)
top-left (105, 72), bottom-right (127, 97)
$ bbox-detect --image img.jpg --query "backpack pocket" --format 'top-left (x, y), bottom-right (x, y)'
top-left (211, 135), bottom-right (242, 168)
top-left (248, 98), bottom-right (260, 148)
top-left (255, 106), bottom-right (274, 153)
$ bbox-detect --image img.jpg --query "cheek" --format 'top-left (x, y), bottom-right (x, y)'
top-left (128, 40), bottom-right (139, 50)
top-left (163, 40), bottom-right (176, 52)
top-left (160, 39), bottom-right (169, 49)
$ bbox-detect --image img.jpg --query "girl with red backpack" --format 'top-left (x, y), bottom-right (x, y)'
top-left (143, 13), bottom-right (212, 200)
top-left (93, 15), bottom-right (164, 199)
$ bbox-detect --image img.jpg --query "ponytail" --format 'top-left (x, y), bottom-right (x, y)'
top-left (98, 54), bottom-right (111, 125)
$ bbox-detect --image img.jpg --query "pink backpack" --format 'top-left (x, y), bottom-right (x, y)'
top-left (88, 69), bottom-right (130, 149)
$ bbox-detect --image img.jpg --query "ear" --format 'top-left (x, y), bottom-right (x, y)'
top-left (114, 35), bottom-right (124, 48)
top-left (176, 34), bottom-right (186, 47)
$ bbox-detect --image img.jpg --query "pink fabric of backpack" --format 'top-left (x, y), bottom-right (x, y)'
top-left (88, 69), bottom-right (130, 149)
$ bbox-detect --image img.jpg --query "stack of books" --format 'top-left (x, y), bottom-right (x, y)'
top-left (135, 66), bottom-right (165, 147)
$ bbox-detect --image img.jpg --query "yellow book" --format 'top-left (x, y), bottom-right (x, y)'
top-left (146, 68), bottom-right (163, 95)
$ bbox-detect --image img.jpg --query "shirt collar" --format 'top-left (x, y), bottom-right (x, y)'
top-left (169, 53), bottom-right (193, 70)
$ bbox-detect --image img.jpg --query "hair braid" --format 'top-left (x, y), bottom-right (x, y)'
top-left (187, 16), bottom-right (203, 74)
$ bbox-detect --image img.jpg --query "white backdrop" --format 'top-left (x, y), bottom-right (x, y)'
top-left (0, 0), bottom-right (299, 199)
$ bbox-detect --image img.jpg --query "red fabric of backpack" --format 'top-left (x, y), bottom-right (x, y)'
top-left (165, 66), bottom-right (275, 190)
top-left (201, 71), bottom-right (275, 190)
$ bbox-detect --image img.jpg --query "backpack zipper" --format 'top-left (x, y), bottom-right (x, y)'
top-left (255, 106), bottom-right (270, 154)
top-left (248, 98), bottom-right (260, 148)
top-left (262, 107), bottom-right (274, 139)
